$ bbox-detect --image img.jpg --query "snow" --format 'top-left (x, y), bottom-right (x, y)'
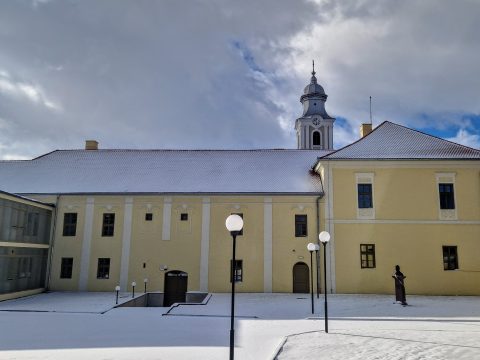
top-left (322, 121), bottom-right (480, 160)
top-left (0, 149), bottom-right (329, 194)
top-left (0, 292), bottom-right (479, 359)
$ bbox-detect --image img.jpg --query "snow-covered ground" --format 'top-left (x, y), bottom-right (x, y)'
top-left (0, 292), bottom-right (479, 359)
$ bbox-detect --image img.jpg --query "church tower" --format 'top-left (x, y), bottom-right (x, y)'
top-left (295, 62), bottom-right (335, 150)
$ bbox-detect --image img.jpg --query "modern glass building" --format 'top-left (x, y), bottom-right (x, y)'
top-left (0, 191), bottom-right (54, 301)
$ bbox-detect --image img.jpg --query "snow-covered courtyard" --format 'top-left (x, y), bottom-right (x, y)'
top-left (0, 292), bottom-right (479, 359)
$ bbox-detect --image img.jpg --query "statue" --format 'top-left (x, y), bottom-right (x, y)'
top-left (392, 265), bottom-right (407, 306)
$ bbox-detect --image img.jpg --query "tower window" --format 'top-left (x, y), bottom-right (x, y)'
top-left (312, 131), bottom-right (321, 146)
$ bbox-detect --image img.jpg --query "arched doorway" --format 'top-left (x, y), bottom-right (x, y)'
top-left (163, 270), bottom-right (188, 306)
top-left (293, 262), bottom-right (309, 293)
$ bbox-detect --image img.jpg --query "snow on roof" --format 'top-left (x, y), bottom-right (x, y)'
top-left (0, 149), bottom-right (330, 195)
top-left (320, 121), bottom-right (480, 160)
top-left (0, 189), bottom-right (55, 207)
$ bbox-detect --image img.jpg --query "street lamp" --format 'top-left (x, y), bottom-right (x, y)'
top-left (115, 285), bottom-right (120, 305)
top-left (144, 278), bottom-right (148, 293)
top-left (314, 243), bottom-right (320, 299)
top-left (225, 214), bottom-right (244, 360)
top-left (307, 243), bottom-right (317, 314)
top-left (131, 281), bottom-right (136, 298)
top-left (319, 231), bottom-right (331, 333)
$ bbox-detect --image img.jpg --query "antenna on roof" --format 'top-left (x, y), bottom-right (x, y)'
top-left (369, 96), bottom-right (373, 125)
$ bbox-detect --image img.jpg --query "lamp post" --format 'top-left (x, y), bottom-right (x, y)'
top-left (319, 231), bottom-right (331, 333)
top-left (144, 278), bottom-right (148, 293)
top-left (131, 281), bottom-right (136, 298)
top-left (225, 214), bottom-right (244, 360)
top-left (314, 244), bottom-right (320, 298)
top-left (307, 243), bottom-right (316, 314)
top-left (115, 285), bottom-right (120, 305)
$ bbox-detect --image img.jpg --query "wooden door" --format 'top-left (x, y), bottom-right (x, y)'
top-left (163, 270), bottom-right (188, 306)
top-left (293, 262), bottom-right (309, 293)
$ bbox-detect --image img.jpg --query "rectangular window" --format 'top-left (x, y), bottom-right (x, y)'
top-left (97, 258), bottom-right (110, 279)
top-left (360, 244), bottom-right (376, 268)
top-left (439, 183), bottom-right (455, 209)
top-left (18, 257), bottom-right (31, 278)
top-left (26, 212), bottom-right (39, 236)
top-left (295, 215), bottom-right (307, 237)
top-left (63, 213), bottom-right (78, 236)
top-left (443, 246), bottom-right (458, 270)
top-left (232, 213), bottom-right (243, 236)
top-left (102, 213), bottom-right (115, 236)
top-left (180, 213), bottom-right (188, 221)
top-left (358, 184), bottom-right (373, 209)
top-left (60, 258), bottom-right (73, 279)
top-left (145, 213), bottom-right (153, 221)
top-left (230, 259), bottom-right (243, 282)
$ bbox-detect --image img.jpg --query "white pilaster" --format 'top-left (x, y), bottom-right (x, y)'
top-left (199, 197), bottom-right (211, 292)
top-left (263, 198), bottom-right (273, 292)
top-left (119, 197), bottom-right (133, 290)
top-left (78, 197), bottom-right (94, 291)
top-left (162, 197), bottom-right (172, 240)
top-left (326, 164), bottom-right (336, 293)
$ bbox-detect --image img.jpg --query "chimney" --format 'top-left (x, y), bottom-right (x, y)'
top-left (85, 140), bottom-right (99, 150)
top-left (360, 123), bottom-right (372, 138)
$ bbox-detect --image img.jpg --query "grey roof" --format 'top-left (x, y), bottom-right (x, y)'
top-left (320, 121), bottom-right (480, 160)
top-left (303, 74), bottom-right (325, 95)
top-left (0, 149), bottom-right (330, 195)
top-left (0, 190), bottom-right (55, 207)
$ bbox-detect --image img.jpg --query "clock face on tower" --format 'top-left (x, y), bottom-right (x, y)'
top-left (312, 118), bottom-right (320, 126)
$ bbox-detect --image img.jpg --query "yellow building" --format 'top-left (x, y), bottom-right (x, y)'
top-left (316, 122), bottom-right (480, 295)
top-left (1, 72), bottom-right (479, 299)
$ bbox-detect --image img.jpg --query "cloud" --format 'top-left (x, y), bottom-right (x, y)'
top-left (268, 0), bottom-right (480, 144)
top-left (0, 0), bottom-right (479, 159)
top-left (447, 129), bottom-right (480, 150)
top-left (0, 71), bottom-right (61, 111)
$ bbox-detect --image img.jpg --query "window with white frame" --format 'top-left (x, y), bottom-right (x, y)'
top-left (356, 173), bottom-right (375, 219)
top-left (436, 173), bottom-right (457, 220)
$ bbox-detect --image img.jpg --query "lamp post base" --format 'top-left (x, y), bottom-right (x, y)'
top-left (230, 329), bottom-right (234, 360)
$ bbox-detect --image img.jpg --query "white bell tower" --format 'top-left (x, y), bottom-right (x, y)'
top-left (295, 61), bottom-right (335, 150)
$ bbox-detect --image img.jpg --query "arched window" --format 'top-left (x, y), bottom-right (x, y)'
top-left (312, 131), bottom-right (321, 146)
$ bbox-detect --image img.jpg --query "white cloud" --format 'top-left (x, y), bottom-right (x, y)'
top-left (0, 73), bottom-right (61, 111)
top-left (0, 1), bottom-right (479, 159)
top-left (268, 0), bottom-right (480, 146)
top-left (447, 129), bottom-right (480, 150)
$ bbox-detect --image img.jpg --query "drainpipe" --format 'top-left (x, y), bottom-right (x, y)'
top-left (45, 195), bottom-right (60, 291)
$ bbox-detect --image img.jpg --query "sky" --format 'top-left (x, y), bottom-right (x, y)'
top-left (0, 0), bottom-right (479, 160)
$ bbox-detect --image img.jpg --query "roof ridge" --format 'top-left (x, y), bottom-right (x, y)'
top-left (318, 120), bottom-right (480, 161)
top-left (387, 121), bottom-right (480, 153)
top-left (39, 148), bottom-right (334, 154)
top-left (318, 120), bottom-right (389, 159)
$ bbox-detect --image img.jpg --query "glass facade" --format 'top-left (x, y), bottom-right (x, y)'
top-left (0, 198), bottom-right (52, 245)
top-left (0, 196), bottom-right (52, 295)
